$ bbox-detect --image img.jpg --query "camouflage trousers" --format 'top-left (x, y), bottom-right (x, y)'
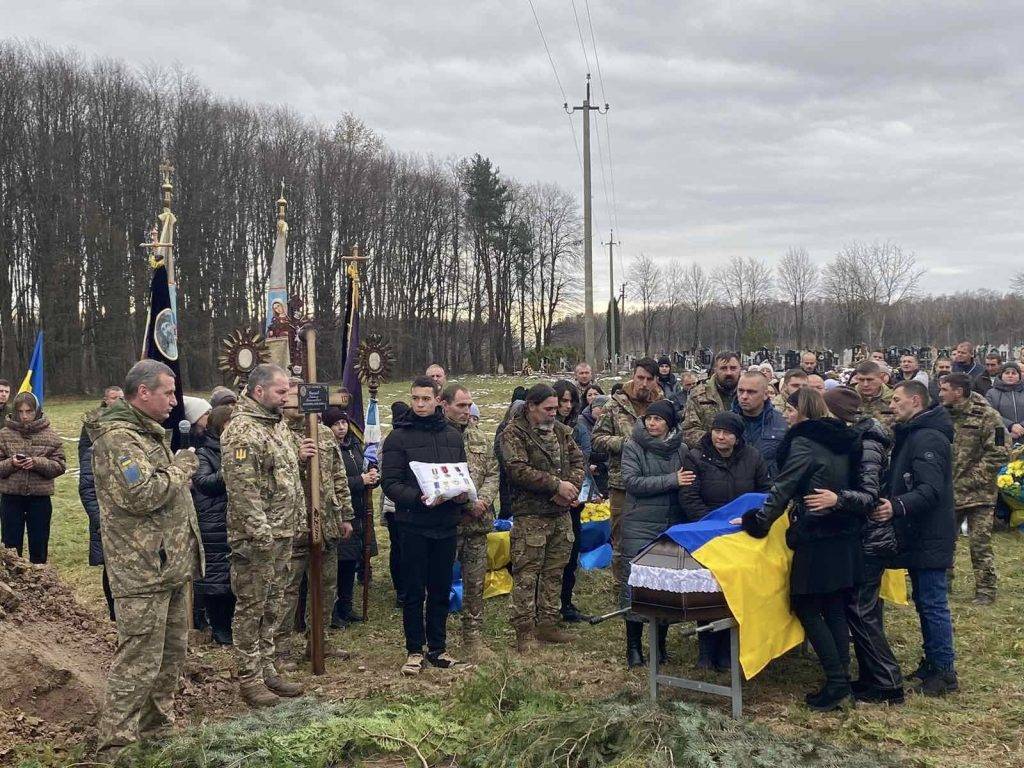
top-left (457, 530), bottom-right (488, 636)
top-left (96, 584), bottom-right (188, 750)
top-left (230, 537), bottom-right (292, 682)
top-left (609, 489), bottom-right (626, 585)
top-left (510, 513), bottom-right (574, 629)
top-left (950, 505), bottom-right (996, 598)
top-left (276, 536), bottom-right (339, 655)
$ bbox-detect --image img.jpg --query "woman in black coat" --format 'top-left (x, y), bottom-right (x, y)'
top-left (191, 405), bottom-right (235, 645)
top-left (679, 411), bottom-right (770, 670)
top-left (739, 388), bottom-right (863, 711)
top-left (324, 407), bottom-right (379, 627)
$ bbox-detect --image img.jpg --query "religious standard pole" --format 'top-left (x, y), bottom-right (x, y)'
top-left (300, 325), bottom-right (326, 675)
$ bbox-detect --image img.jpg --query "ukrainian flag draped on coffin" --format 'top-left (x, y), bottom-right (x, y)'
top-left (663, 493), bottom-right (907, 679)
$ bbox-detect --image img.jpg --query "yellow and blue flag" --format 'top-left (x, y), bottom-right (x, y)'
top-left (663, 493), bottom-right (907, 679)
top-left (18, 332), bottom-right (44, 408)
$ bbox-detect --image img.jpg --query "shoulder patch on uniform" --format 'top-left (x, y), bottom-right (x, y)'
top-left (117, 455), bottom-right (143, 486)
top-left (234, 447), bottom-right (249, 461)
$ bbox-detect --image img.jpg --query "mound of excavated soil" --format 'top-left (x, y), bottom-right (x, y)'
top-left (0, 548), bottom-right (114, 762)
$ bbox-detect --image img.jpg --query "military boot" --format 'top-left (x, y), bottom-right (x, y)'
top-left (463, 630), bottom-right (497, 661)
top-left (275, 654), bottom-right (299, 673)
top-left (240, 679), bottom-right (280, 708)
top-left (305, 641), bottom-right (351, 661)
top-left (536, 624), bottom-right (573, 644)
top-left (264, 674), bottom-right (304, 698)
top-left (515, 625), bottom-right (538, 653)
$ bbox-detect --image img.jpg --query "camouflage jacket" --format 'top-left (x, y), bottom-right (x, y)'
top-left (499, 414), bottom-right (584, 517)
top-left (287, 418), bottom-right (354, 541)
top-left (857, 385), bottom-right (896, 435)
top-left (946, 392), bottom-right (1009, 508)
top-left (681, 378), bottom-right (734, 449)
top-left (450, 418), bottom-right (500, 534)
top-left (87, 400), bottom-right (203, 598)
top-left (221, 395), bottom-right (304, 545)
top-left (592, 381), bottom-right (664, 490)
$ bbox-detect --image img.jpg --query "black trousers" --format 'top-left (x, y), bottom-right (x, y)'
top-left (397, 523), bottom-right (456, 654)
top-left (335, 558), bottom-right (359, 618)
top-left (845, 559), bottom-right (903, 690)
top-left (205, 593), bottom-right (235, 635)
top-left (560, 503), bottom-right (583, 609)
top-left (101, 566), bottom-right (116, 621)
top-left (792, 591), bottom-right (851, 686)
top-left (386, 515), bottom-right (405, 602)
top-left (0, 494), bottom-right (52, 564)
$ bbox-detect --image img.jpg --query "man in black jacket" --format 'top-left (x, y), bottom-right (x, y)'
top-left (875, 380), bottom-right (958, 697)
top-left (381, 375), bottom-right (468, 676)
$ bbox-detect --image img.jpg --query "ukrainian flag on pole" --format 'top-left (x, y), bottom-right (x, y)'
top-left (18, 332), bottom-right (44, 408)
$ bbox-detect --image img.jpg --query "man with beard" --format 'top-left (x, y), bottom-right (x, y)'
top-left (681, 352), bottom-right (742, 448)
top-left (772, 368), bottom-right (808, 410)
top-left (593, 358), bottom-right (663, 581)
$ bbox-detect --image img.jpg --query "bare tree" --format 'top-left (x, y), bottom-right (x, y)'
top-left (713, 256), bottom-right (774, 350)
top-left (628, 252), bottom-right (660, 356)
top-left (675, 263), bottom-right (716, 351)
top-left (776, 247), bottom-right (819, 349)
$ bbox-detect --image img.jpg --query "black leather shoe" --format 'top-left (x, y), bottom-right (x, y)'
top-left (211, 627), bottom-right (233, 646)
top-left (561, 604), bottom-right (591, 623)
top-left (853, 685), bottom-right (905, 705)
top-left (625, 621), bottom-right (646, 668)
top-left (806, 682), bottom-right (852, 711)
top-left (916, 670), bottom-right (959, 697)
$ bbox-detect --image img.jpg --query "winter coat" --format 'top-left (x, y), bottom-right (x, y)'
top-left (592, 381), bottom-right (663, 490)
top-left (741, 418), bottom-right (863, 595)
top-left (953, 359), bottom-right (983, 379)
top-left (885, 404), bottom-right (956, 571)
top-left (0, 414), bottom-right (66, 496)
top-left (657, 374), bottom-right (688, 412)
top-left (678, 433), bottom-right (770, 522)
top-left (729, 398), bottom-right (788, 477)
top-left (78, 404), bottom-right (106, 565)
top-left (499, 413), bottom-right (585, 517)
top-left (836, 417), bottom-right (898, 559)
top-left (192, 433), bottom-right (231, 596)
top-left (337, 435), bottom-right (379, 561)
top-left (681, 378), bottom-right (736, 448)
top-left (381, 405), bottom-right (467, 536)
top-left (986, 379), bottom-right (1024, 434)
top-left (578, 405), bottom-right (609, 494)
top-left (620, 422), bottom-right (688, 562)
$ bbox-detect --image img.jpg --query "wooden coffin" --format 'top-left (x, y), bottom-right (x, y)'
top-left (629, 537), bottom-right (732, 623)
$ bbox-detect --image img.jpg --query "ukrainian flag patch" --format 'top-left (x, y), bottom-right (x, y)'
top-left (118, 455), bottom-right (142, 486)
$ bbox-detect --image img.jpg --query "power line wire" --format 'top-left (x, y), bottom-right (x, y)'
top-left (527, 0), bottom-right (583, 170)
top-left (569, 0), bottom-right (592, 74)
top-left (583, 0), bottom-right (621, 238)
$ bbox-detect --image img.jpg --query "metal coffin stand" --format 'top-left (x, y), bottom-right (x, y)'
top-left (629, 537), bottom-right (743, 719)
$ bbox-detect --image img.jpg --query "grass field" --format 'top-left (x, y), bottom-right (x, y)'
top-left (18, 376), bottom-right (1024, 767)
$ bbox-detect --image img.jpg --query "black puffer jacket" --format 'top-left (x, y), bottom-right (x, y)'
top-left (192, 433), bottom-right (231, 595)
top-left (77, 404), bottom-right (105, 566)
top-left (679, 432), bottom-right (770, 522)
top-left (836, 417), bottom-right (897, 558)
top-left (886, 404), bottom-right (956, 570)
top-left (337, 435), bottom-right (379, 561)
top-left (381, 405), bottom-right (467, 535)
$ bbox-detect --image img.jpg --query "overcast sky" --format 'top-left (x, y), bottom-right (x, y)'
top-left (7, 1), bottom-right (1023, 298)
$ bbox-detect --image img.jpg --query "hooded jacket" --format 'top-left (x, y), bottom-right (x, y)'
top-left (679, 431), bottom-right (770, 521)
top-left (381, 405), bottom-right (467, 535)
top-left (192, 432), bottom-right (231, 595)
top-left (729, 397), bottom-right (788, 477)
top-left (86, 400), bottom-right (203, 597)
top-left (885, 404), bottom-right (956, 570)
top-left (592, 380), bottom-right (663, 490)
top-left (620, 422), bottom-right (688, 560)
top-left (985, 378), bottom-right (1024, 433)
top-left (0, 413), bottom-right (66, 496)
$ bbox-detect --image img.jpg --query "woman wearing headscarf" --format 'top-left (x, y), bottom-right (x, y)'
top-left (738, 387), bottom-right (862, 711)
top-left (619, 399), bottom-right (693, 667)
top-left (324, 407), bottom-right (379, 627)
top-left (679, 411), bottom-right (770, 670)
top-left (0, 392), bottom-right (66, 563)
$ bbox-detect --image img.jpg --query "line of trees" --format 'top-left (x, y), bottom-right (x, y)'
top-left (0, 42), bottom-right (582, 394)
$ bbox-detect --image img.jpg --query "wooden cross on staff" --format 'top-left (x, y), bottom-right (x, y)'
top-left (282, 325), bottom-right (351, 676)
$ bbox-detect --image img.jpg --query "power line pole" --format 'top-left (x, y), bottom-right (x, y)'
top-left (602, 229), bottom-right (620, 369)
top-left (566, 74), bottom-right (608, 369)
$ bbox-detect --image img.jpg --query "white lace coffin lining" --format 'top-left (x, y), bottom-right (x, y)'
top-left (628, 563), bottom-right (722, 594)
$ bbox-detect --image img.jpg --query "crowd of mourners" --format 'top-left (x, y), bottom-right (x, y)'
top-left (0, 338), bottom-right (1018, 757)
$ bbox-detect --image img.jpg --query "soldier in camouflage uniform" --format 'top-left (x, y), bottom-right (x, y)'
top-left (442, 383), bottom-right (499, 659)
top-left (680, 352), bottom-right (742, 448)
top-left (278, 382), bottom-right (355, 665)
top-left (593, 358), bottom-right (664, 582)
top-left (938, 373), bottom-right (1008, 604)
top-left (853, 360), bottom-right (896, 435)
top-left (89, 361), bottom-right (203, 754)
top-left (221, 364), bottom-right (314, 707)
top-left (500, 383), bottom-right (585, 652)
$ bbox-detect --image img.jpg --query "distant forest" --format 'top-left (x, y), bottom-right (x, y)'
top-left (3, 43), bottom-right (1023, 394)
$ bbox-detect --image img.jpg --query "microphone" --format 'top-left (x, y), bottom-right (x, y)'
top-left (178, 419), bottom-right (192, 450)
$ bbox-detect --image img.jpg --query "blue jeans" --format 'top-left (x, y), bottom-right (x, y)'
top-left (909, 568), bottom-right (956, 672)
